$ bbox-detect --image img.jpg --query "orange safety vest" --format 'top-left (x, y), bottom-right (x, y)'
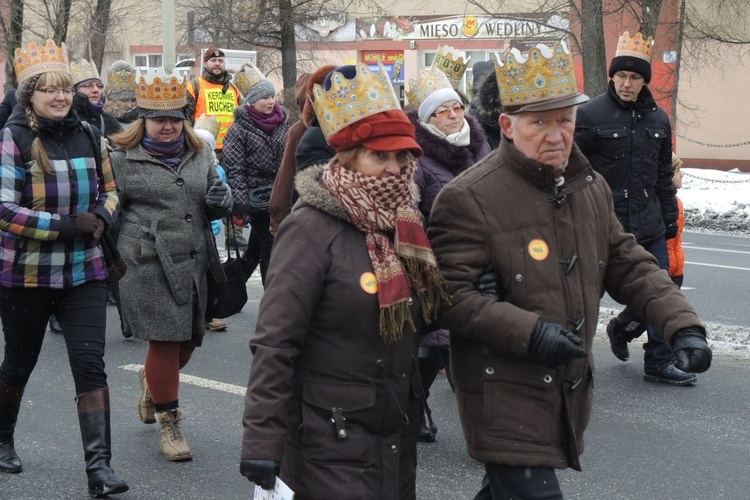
top-left (188, 77), bottom-right (239, 150)
top-left (667, 197), bottom-right (684, 278)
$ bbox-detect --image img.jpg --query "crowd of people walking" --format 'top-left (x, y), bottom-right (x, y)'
top-left (0, 34), bottom-right (713, 500)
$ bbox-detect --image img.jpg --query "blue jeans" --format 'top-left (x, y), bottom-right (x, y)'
top-left (641, 237), bottom-right (675, 371)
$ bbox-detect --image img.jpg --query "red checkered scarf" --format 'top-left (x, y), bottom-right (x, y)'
top-left (323, 159), bottom-right (447, 342)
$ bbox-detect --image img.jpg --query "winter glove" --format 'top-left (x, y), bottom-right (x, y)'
top-left (528, 319), bottom-right (586, 368)
top-left (239, 459), bottom-right (280, 490)
top-left (206, 179), bottom-right (232, 210)
top-left (664, 222), bottom-right (678, 240)
top-left (672, 327), bottom-right (712, 373)
top-left (476, 264), bottom-right (502, 301)
top-left (74, 212), bottom-right (105, 242)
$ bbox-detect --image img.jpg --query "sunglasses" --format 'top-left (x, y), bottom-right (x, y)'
top-left (431, 104), bottom-right (465, 119)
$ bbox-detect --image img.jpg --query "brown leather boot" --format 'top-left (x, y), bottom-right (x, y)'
top-left (0, 379), bottom-right (24, 473)
top-left (137, 367), bottom-right (156, 424)
top-left (156, 408), bottom-right (192, 461)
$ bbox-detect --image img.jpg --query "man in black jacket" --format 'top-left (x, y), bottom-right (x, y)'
top-left (574, 31), bottom-right (693, 386)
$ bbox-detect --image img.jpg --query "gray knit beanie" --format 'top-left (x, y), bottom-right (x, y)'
top-left (245, 80), bottom-right (276, 105)
top-left (15, 74), bottom-right (41, 110)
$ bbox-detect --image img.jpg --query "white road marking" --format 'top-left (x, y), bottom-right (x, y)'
top-left (685, 261), bottom-right (750, 272)
top-left (685, 245), bottom-right (750, 255)
top-left (120, 364), bottom-right (246, 395)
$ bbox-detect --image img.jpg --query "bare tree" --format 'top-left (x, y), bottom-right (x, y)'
top-left (0, 0), bottom-right (24, 87)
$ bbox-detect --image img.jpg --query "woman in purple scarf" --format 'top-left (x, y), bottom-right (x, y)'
top-left (223, 68), bottom-right (288, 287)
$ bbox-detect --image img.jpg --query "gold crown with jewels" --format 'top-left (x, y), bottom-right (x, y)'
top-left (70, 58), bottom-right (100, 85)
top-left (495, 41), bottom-right (579, 111)
top-left (312, 63), bottom-right (401, 140)
top-left (107, 60), bottom-right (136, 96)
top-left (193, 113), bottom-right (221, 138)
top-left (432, 45), bottom-right (471, 85)
top-left (136, 68), bottom-right (187, 111)
top-left (13, 39), bottom-right (70, 84)
top-left (233, 63), bottom-right (266, 98)
top-left (405, 66), bottom-right (454, 110)
top-left (615, 31), bottom-right (654, 62)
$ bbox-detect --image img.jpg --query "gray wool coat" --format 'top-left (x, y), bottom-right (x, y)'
top-left (110, 144), bottom-right (226, 344)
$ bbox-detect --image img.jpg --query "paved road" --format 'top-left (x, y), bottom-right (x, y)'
top-left (2, 266), bottom-right (749, 499)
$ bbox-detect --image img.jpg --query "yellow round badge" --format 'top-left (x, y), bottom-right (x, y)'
top-left (528, 239), bottom-right (549, 261)
top-left (360, 272), bottom-right (378, 294)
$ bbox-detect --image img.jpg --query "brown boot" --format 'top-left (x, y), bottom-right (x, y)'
top-left (137, 367), bottom-right (156, 424)
top-left (155, 409), bottom-right (192, 461)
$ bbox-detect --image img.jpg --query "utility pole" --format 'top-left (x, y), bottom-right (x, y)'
top-left (163, 0), bottom-right (176, 71)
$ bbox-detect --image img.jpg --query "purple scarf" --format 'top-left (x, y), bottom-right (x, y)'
top-left (141, 134), bottom-right (186, 170)
top-left (245, 102), bottom-right (285, 135)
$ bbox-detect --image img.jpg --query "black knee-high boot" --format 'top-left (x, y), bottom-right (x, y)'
top-left (76, 388), bottom-right (129, 498)
top-left (0, 379), bottom-right (24, 473)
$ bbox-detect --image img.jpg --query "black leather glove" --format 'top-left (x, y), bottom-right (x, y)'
top-left (528, 319), bottom-right (586, 368)
top-left (672, 327), bottom-right (712, 373)
top-left (664, 222), bottom-right (678, 240)
top-left (206, 179), bottom-right (232, 209)
top-left (239, 459), bottom-right (280, 490)
top-left (476, 264), bottom-right (502, 301)
top-left (74, 212), bottom-right (103, 242)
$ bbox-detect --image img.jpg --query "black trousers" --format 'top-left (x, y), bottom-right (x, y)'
top-left (0, 281), bottom-right (108, 394)
top-left (249, 211), bottom-right (274, 287)
top-left (484, 463), bottom-right (563, 500)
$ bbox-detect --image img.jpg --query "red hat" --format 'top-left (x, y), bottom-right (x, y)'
top-left (203, 47), bottom-right (224, 63)
top-left (328, 110), bottom-right (423, 157)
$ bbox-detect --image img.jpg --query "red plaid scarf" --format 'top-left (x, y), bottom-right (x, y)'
top-left (323, 159), bottom-right (447, 342)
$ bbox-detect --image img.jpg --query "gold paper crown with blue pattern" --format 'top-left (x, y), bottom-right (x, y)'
top-left (312, 63), bottom-right (401, 141)
top-left (405, 66), bottom-right (454, 110)
top-left (136, 68), bottom-right (187, 111)
top-left (615, 31), bottom-right (654, 62)
top-left (194, 113), bottom-right (221, 138)
top-left (233, 63), bottom-right (266, 98)
top-left (107, 60), bottom-right (136, 96)
top-left (70, 58), bottom-right (100, 85)
top-left (495, 41), bottom-right (583, 112)
top-left (14, 39), bottom-right (70, 84)
top-left (432, 45), bottom-right (471, 84)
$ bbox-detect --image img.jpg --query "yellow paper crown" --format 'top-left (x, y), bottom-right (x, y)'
top-left (432, 45), bottom-right (471, 85)
top-left (136, 69), bottom-right (187, 111)
top-left (406, 67), bottom-right (454, 110)
top-left (193, 113), bottom-right (221, 138)
top-left (14, 39), bottom-right (70, 84)
top-left (312, 63), bottom-right (401, 141)
top-left (70, 59), bottom-right (100, 85)
top-left (615, 31), bottom-right (654, 62)
top-left (107, 60), bottom-right (136, 96)
top-left (495, 41), bottom-right (579, 111)
top-left (233, 63), bottom-right (266, 98)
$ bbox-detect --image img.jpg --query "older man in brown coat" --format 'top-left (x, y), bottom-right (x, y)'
top-left (428, 42), bottom-right (712, 499)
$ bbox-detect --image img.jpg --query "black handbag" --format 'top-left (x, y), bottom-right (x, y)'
top-left (246, 185), bottom-right (272, 213)
top-left (100, 230), bottom-right (127, 284)
top-left (205, 219), bottom-right (249, 319)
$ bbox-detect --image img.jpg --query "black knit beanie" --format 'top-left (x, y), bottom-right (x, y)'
top-left (15, 74), bottom-right (41, 110)
top-left (608, 56), bottom-right (651, 83)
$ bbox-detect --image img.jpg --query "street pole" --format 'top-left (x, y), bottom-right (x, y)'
top-left (163, 0), bottom-right (176, 72)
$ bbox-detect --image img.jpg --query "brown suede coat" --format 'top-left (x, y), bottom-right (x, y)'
top-left (429, 137), bottom-right (703, 470)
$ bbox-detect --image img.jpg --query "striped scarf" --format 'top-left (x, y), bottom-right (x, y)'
top-left (323, 159), bottom-right (447, 342)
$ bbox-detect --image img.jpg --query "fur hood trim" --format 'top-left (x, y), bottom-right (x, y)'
top-left (294, 163), bottom-right (350, 221)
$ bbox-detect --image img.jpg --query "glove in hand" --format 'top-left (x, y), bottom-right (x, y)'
top-left (664, 222), bottom-right (678, 240)
top-left (672, 327), bottom-right (712, 373)
top-left (206, 179), bottom-right (232, 209)
top-left (476, 264), bottom-right (502, 301)
top-left (75, 213), bottom-right (103, 241)
top-left (240, 459), bottom-right (280, 490)
top-left (528, 319), bottom-right (586, 367)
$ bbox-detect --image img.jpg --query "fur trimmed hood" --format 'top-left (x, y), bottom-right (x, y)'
top-left (294, 163), bottom-right (350, 221)
top-left (407, 110), bottom-right (488, 172)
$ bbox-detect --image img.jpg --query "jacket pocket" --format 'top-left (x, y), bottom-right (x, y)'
top-left (594, 127), bottom-right (628, 161)
top-left (481, 354), bottom-right (560, 445)
top-left (300, 382), bottom-right (377, 465)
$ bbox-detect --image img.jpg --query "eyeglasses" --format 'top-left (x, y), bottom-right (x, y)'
top-left (613, 72), bottom-right (644, 83)
top-left (78, 82), bottom-right (105, 90)
top-left (431, 104), bottom-right (465, 118)
top-left (35, 87), bottom-right (74, 96)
